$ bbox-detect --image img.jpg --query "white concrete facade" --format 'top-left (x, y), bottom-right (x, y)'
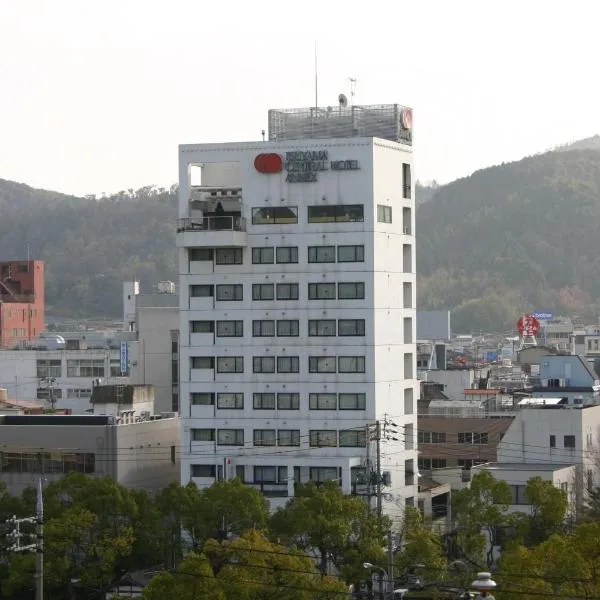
top-left (177, 135), bottom-right (418, 514)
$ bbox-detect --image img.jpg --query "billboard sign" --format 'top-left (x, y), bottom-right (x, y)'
top-left (533, 312), bottom-right (553, 321)
top-left (120, 341), bottom-right (129, 374)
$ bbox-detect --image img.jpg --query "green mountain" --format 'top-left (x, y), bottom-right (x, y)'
top-left (417, 148), bottom-right (600, 332)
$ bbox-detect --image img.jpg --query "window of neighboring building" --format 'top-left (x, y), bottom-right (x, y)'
top-left (276, 246), bottom-right (299, 264)
top-left (338, 356), bottom-right (366, 373)
top-left (339, 430), bottom-right (366, 447)
top-left (277, 356), bottom-right (299, 373)
top-left (189, 248), bottom-right (213, 262)
top-left (564, 435), bottom-right (576, 448)
top-left (308, 245), bottom-right (335, 263)
top-left (191, 392), bottom-right (215, 405)
top-left (253, 429), bottom-right (276, 447)
top-left (253, 465), bottom-right (284, 483)
top-left (338, 393), bottom-right (366, 410)
top-left (191, 357), bottom-right (214, 370)
top-left (338, 319), bottom-right (365, 336)
top-left (309, 430), bottom-right (337, 447)
top-left (377, 205), bottom-right (392, 223)
top-left (276, 320), bottom-right (299, 337)
top-left (308, 356), bottom-right (336, 373)
top-left (215, 284), bottom-right (243, 301)
top-left (278, 429), bottom-right (300, 446)
top-left (337, 282), bottom-right (365, 299)
top-left (253, 356), bottom-right (276, 373)
top-left (216, 320), bottom-right (243, 337)
top-left (251, 247), bottom-right (275, 264)
top-left (217, 429), bottom-right (244, 446)
top-left (252, 206), bottom-right (298, 225)
top-left (309, 393), bottom-right (337, 410)
top-left (36, 388), bottom-right (63, 400)
top-left (191, 320), bottom-right (214, 334)
top-left (253, 393), bottom-right (276, 409)
top-left (252, 283), bottom-right (275, 301)
top-left (215, 248), bottom-right (243, 265)
top-left (36, 359), bottom-right (62, 378)
top-left (216, 393), bottom-right (244, 409)
top-left (418, 458), bottom-right (447, 470)
top-left (190, 284), bottom-right (214, 297)
top-left (216, 356), bottom-right (244, 373)
top-left (550, 434), bottom-right (556, 448)
top-left (191, 464), bottom-right (216, 478)
top-left (191, 429), bottom-right (215, 442)
top-left (307, 204), bottom-right (364, 223)
top-left (308, 319), bottom-right (336, 337)
top-left (404, 388), bottom-right (414, 415)
top-left (66, 359), bottom-right (104, 378)
top-left (402, 163), bottom-right (412, 199)
top-left (253, 320), bottom-right (275, 337)
top-left (276, 283), bottom-right (299, 300)
top-left (277, 393), bottom-right (300, 410)
top-left (458, 432), bottom-right (488, 445)
top-left (309, 466), bottom-right (339, 483)
top-left (308, 282), bottom-right (336, 300)
top-left (337, 245), bottom-right (364, 263)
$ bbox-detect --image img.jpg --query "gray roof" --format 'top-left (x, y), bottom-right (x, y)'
top-left (475, 462), bottom-right (575, 472)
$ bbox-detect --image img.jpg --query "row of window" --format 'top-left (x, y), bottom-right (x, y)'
top-left (191, 391), bottom-right (367, 411)
top-left (190, 282), bottom-right (365, 301)
top-left (417, 458), bottom-right (488, 470)
top-left (36, 359), bottom-right (126, 379)
top-left (550, 434), bottom-right (575, 449)
top-left (191, 245), bottom-right (365, 265)
top-left (191, 428), bottom-right (366, 447)
top-left (190, 355), bottom-right (368, 374)
top-left (418, 431), bottom-right (490, 445)
top-left (191, 318), bottom-right (367, 338)
top-left (251, 204), bottom-right (365, 225)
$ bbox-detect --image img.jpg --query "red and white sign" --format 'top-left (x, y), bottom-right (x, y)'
top-left (518, 314), bottom-right (540, 337)
top-left (254, 153), bottom-right (283, 174)
top-left (400, 108), bottom-right (413, 130)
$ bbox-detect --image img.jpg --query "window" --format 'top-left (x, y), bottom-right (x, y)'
top-left (215, 248), bottom-right (243, 265)
top-left (253, 320), bottom-right (275, 337)
top-left (277, 320), bottom-right (299, 337)
top-left (253, 356), bottom-right (275, 373)
top-left (309, 393), bottom-right (337, 410)
top-left (564, 435), bottom-right (576, 448)
top-left (192, 429), bottom-right (215, 442)
top-left (277, 393), bottom-right (299, 410)
top-left (308, 283), bottom-right (336, 300)
top-left (254, 393), bottom-right (276, 409)
top-left (191, 357), bottom-right (214, 370)
top-left (338, 282), bottom-right (365, 299)
top-left (309, 356), bottom-right (336, 373)
top-left (191, 320), bottom-right (214, 334)
top-left (307, 204), bottom-right (364, 223)
top-left (252, 206), bottom-right (298, 224)
top-left (510, 484), bottom-right (530, 505)
top-left (339, 393), bottom-right (366, 410)
top-left (191, 464), bottom-right (216, 478)
top-left (308, 319), bottom-right (336, 337)
top-left (216, 320), bottom-right (243, 337)
top-left (309, 467), bottom-right (339, 483)
top-left (308, 245), bottom-right (335, 263)
top-left (36, 388), bottom-right (63, 400)
top-left (338, 356), bottom-right (366, 373)
top-left (66, 359), bottom-right (104, 377)
top-left (418, 458), bottom-right (447, 470)
top-left (276, 246), bottom-right (299, 264)
top-left (473, 432), bottom-right (488, 445)
top-left (191, 392), bottom-right (214, 405)
top-left (254, 429), bottom-right (276, 447)
top-left (418, 431), bottom-right (447, 444)
top-left (252, 283), bottom-right (274, 301)
top-left (337, 245), bottom-right (364, 263)
top-left (278, 430), bottom-right (300, 446)
top-left (309, 430), bottom-right (337, 447)
top-left (458, 432), bottom-right (488, 445)
top-left (550, 435), bottom-right (556, 448)
top-left (377, 205), bottom-right (392, 223)
top-left (404, 388), bottom-right (414, 415)
top-left (277, 356), bottom-right (299, 373)
top-left (403, 281), bottom-right (413, 308)
top-left (402, 163), bottom-right (412, 199)
top-left (339, 430), bottom-right (366, 447)
top-left (189, 248), bottom-right (213, 262)
top-left (404, 317), bottom-right (413, 344)
top-left (66, 388), bottom-right (91, 399)
top-left (403, 244), bottom-right (413, 273)
top-left (216, 284), bottom-right (243, 301)
top-left (252, 247), bottom-right (275, 264)
top-left (254, 465), bottom-right (285, 483)
top-left (217, 393), bottom-right (243, 409)
top-left (216, 356), bottom-right (244, 373)
top-left (36, 359), bottom-right (62, 378)
top-left (402, 207), bottom-right (412, 234)
top-left (338, 319), bottom-right (365, 336)
top-left (276, 283), bottom-right (299, 300)
top-left (217, 429), bottom-right (244, 446)
top-left (190, 284), bottom-right (214, 297)
top-left (404, 353), bottom-right (414, 379)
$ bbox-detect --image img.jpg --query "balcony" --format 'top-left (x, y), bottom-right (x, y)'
top-left (176, 216), bottom-right (247, 248)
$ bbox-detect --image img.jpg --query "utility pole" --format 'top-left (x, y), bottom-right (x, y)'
top-left (366, 421), bottom-right (383, 517)
top-left (376, 420), bottom-right (382, 519)
top-left (387, 530), bottom-right (394, 600)
top-left (6, 478), bottom-right (43, 600)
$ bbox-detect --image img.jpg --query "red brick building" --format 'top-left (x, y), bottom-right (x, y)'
top-left (0, 260), bottom-right (44, 348)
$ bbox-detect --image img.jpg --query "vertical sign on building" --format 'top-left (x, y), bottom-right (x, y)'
top-left (120, 341), bottom-right (129, 375)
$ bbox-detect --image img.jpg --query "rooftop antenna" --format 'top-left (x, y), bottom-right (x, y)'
top-left (314, 41), bottom-right (319, 108)
top-left (348, 78), bottom-right (356, 105)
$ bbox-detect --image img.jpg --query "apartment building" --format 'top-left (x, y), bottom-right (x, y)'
top-left (178, 103), bottom-right (418, 512)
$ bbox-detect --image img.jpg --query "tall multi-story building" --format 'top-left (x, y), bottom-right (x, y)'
top-left (178, 104), bottom-right (418, 513)
top-left (0, 260), bottom-right (44, 348)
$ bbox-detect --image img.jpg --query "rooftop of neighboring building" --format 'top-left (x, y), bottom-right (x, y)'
top-left (476, 462), bottom-right (574, 472)
top-left (90, 384), bottom-right (154, 405)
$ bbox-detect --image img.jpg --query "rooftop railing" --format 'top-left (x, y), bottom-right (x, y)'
top-left (177, 216), bottom-right (246, 233)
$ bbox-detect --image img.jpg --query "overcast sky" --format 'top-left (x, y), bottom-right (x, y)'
top-left (0, 0), bottom-right (598, 196)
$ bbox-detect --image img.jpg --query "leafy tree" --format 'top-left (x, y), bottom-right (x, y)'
top-left (270, 481), bottom-right (389, 584)
top-left (451, 471), bottom-right (512, 568)
top-left (522, 476), bottom-right (568, 544)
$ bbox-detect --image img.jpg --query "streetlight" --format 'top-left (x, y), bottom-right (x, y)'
top-left (363, 562), bottom-right (390, 600)
top-left (471, 572), bottom-right (497, 600)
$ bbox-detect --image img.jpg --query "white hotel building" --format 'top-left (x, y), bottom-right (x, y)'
top-left (178, 104), bottom-right (418, 513)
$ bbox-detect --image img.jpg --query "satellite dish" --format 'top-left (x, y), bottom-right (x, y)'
top-left (338, 93), bottom-right (348, 108)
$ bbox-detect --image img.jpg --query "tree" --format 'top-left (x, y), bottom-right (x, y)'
top-left (451, 471), bottom-right (512, 568)
top-left (270, 481), bottom-right (389, 584)
top-left (523, 476), bottom-right (568, 545)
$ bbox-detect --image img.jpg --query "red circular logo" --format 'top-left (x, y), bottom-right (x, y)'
top-left (401, 108), bottom-right (413, 130)
top-left (517, 314), bottom-right (541, 336)
top-left (254, 153), bottom-right (283, 174)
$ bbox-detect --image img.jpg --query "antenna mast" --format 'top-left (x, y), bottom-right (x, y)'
top-left (348, 78), bottom-right (356, 105)
top-left (314, 41), bottom-right (319, 108)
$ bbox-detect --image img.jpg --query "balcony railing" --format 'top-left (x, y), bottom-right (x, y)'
top-left (177, 216), bottom-right (246, 233)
